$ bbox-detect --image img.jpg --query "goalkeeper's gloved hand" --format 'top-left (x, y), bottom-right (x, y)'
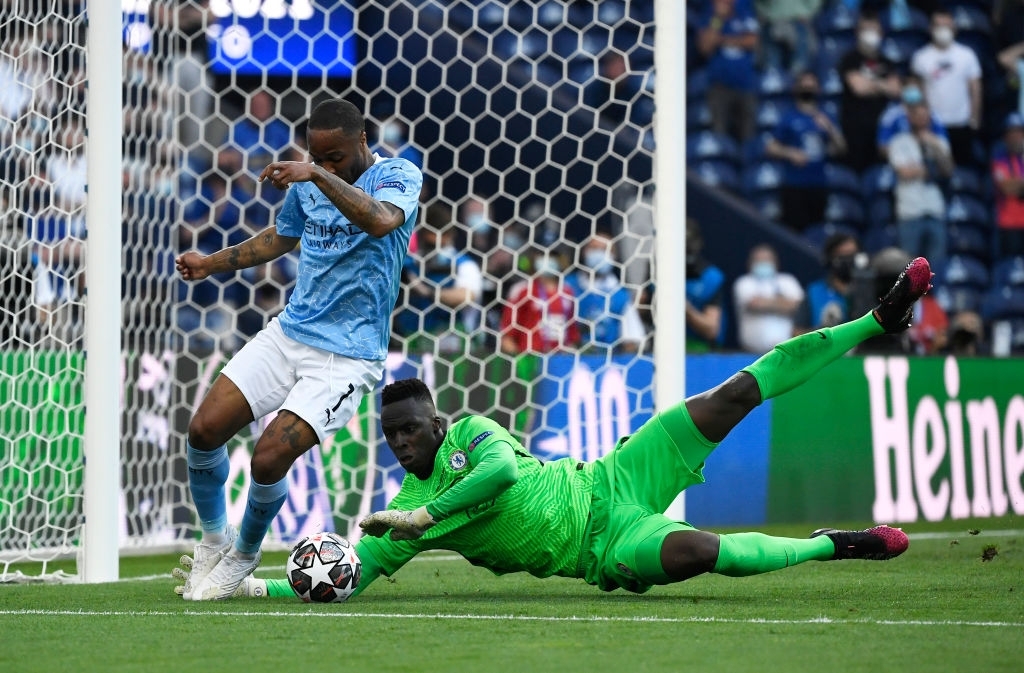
top-left (172, 555), bottom-right (267, 599)
top-left (359, 506), bottom-right (437, 541)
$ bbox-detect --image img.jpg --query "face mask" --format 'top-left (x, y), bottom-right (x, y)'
top-left (534, 256), bottom-right (561, 276)
top-left (752, 260), bottom-right (776, 280)
top-left (584, 250), bottom-right (613, 275)
top-left (830, 254), bottom-right (855, 283)
top-left (379, 122), bottom-right (403, 145)
top-left (466, 213), bottom-right (489, 232)
top-left (503, 233), bottom-right (525, 250)
top-left (858, 29), bottom-right (881, 51)
top-left (796, 90), bottom-right (817, 104)
top-left (932, 26), bottom-right (954, 47)
top-left (435, 245), bottom-right (456, 265)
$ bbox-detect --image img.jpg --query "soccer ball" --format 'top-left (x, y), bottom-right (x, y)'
top-left (286, 532), bottom-right (361, 603)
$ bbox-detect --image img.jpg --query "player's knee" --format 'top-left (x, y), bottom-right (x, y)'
top-left (187, 413), bottom-right (226, 451)
top-left (660, 530), bottom-right (720, 581)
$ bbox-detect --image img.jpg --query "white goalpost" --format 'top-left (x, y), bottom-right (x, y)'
top-left (0, 0), bottom-right (683, 582)
top-left (82, 0), bottom-right (124, 584)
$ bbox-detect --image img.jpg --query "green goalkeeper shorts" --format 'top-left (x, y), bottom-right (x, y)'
top-left (580, 400), bottom-right (717, 593)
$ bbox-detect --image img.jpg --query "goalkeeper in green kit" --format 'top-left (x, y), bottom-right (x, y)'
top-left (175, 257), bottom-right (930, 601)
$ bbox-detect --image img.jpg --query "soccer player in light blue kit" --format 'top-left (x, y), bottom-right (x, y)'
top-left (174, 98), bottom-right (423, 600)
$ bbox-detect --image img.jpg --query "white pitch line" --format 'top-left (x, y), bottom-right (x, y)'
top-left (0, 609), bottom-right (1021, 628)
top-left (72, 531), bottom-right (1024, 585)
top-left (906, 529), bottom-right (1023, 540)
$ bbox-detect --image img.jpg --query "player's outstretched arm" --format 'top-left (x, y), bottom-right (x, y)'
top-left (175, 226), bottom-right (299, 280)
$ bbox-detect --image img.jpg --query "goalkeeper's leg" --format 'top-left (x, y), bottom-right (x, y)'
top-left (683, 257), bottom-right (931, 446)
top-left (628, 525), bottom-right (908, 586)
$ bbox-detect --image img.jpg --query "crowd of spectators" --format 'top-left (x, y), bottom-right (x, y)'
top-left (4, 0), bottom-right (1023, 360)
top-left (689, 0), bottom-right (1024, 356)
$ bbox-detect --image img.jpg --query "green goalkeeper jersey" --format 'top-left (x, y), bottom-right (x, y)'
top-left (353, 415), bottom-right (594, 597)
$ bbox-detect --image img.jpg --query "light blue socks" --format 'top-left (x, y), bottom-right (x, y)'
top-left (236, 475), bottom-right (289, 555)
top-left (186, 442), bottom-right (229, 535)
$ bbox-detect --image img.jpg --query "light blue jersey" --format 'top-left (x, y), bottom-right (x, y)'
top-left (275, 155), bottom-right (422, 359)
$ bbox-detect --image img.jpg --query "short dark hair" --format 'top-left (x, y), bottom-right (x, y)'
top-left (381, 378), bottom-right (434, 407)
top-left (308, 98), bottom-right (364, 135)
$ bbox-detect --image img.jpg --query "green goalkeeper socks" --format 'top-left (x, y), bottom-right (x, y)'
top-left (712, 533), bottom-right (835, 577)
top-left (741, 312), bottom-right (883, 402)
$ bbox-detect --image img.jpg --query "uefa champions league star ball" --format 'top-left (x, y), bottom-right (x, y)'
top-left (286, 532), bottom-right (361, 603)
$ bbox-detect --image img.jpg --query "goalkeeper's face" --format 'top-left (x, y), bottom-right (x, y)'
top-left (380, 397), bottom-right (445, 480)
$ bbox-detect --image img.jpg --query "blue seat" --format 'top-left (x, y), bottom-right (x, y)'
top-left (948, 167), bottom-right (985, 199)
top-left (863, 223), bottom-right (898, 254)
top-left (687, 100), bottom-right (712, 132)
top-left (803, 223), bottom-right (859, 252)
top-left (756, 100), bottom-right (790, 133)
top-left (687, 67), bottom-right (710, 103)
top-left (880, 33), bottom-right (927, 66)
top-left (952, 4), bottom-right (993, 36)
top-left (947, 223), bottom-right (992, 263)
top-left (741, 161), bottom-right (784, 197)
top-left (982, 287), bottom-right (1024, 321)
top-left (881, 7), bottom-right (930, 33)
top-left (692, 160), bottom-right (740, 193)
top-left (686, 131), bottom-right (742, 168)
top-left (934, 254), bottom-right (989, 313)
top-left (824, 163), bottom-right (861, 199)
top-left (862, 164), bottom-right (896, 201)
top-left (814, 4), bottom-right (858, 38)
top-left (816, 34), bottom-right (855, 71)
top-left (866, 197), bottom-right (893, 228)
top-left (935, 254), bottom-right (990, 289)
top-left (946, 194), bottom-right (993, 230)
top-left (751, 192), bottom-right (782, 222)
top-left (758, 67), bottom-right (792, 103)
top-left (741, 133), bottom-right (773, 164)
top-left (825, 193), bottom-right (865, 229)
top-left (992, 256), bottom-right (1024, 289)
top-left (817, 65), bottom-right (844, 98)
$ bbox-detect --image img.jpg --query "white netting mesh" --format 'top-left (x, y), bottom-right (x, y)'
top-left (0, 0), bottom-right (657, 578)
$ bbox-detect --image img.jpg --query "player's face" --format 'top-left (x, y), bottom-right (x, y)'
top-left (380, 398), bottom-right (444, 480)
top-left (307, 128), bottom-right (370, 184)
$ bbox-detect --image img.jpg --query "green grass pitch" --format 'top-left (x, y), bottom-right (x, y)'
top-left (2, 518), bottom-right (1022, 673)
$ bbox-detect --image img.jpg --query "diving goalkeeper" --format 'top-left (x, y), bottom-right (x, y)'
top-left (175, 257), bottom-right (931, 601)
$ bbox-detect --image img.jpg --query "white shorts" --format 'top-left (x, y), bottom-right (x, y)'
top-left (220, 318), bottom-right (384, 443)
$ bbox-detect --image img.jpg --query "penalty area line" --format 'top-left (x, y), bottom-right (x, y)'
top-left (1, 609), bottom-right (1021, 628)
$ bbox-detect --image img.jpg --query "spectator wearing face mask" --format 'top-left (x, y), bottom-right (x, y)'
top-left (838, 13), bottom-right (902, 173)
top-left (565, 232), bottom-right (646, 354)
top-left (877, 76), bottom-right (948, 160)
top-left (993, 112), bottom-right (1024, 258)
top-left (394, 223), bottom-right (483, 353)
top-left (796, 233), bottom-right (861, 333)
top-left (733, 244), bottom-right (805, 354)
top-left (683, 218), bottom-right (725, 353)
top-left (500, 249), bottom-right (579, 355)
top-left (765, 71), bottom-right (847, 232)
top-left (911, 9), bottom-right (983, 167)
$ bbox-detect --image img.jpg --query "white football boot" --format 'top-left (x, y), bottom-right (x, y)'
top-left (191, 546), bottom-right (263, 601)
top-left (181, 525), bottom-right (237, 600)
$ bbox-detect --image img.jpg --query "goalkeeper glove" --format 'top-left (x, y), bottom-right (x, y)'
top-left (359, 506), bottom-right (436, 541)
top-left (172, 555), bottom-right (267, 599)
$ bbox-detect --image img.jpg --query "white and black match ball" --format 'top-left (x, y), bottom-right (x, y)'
top-left (286, 532), bottom-right (361, 603)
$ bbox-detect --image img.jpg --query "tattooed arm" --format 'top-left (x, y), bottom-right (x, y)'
top-left (259, 161), bottom-right (405, 238)
top-left (175, 226), bottom-right (299, 281)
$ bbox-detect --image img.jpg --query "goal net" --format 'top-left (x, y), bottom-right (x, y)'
top-left (0, 0), bottom-right (658, 579)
